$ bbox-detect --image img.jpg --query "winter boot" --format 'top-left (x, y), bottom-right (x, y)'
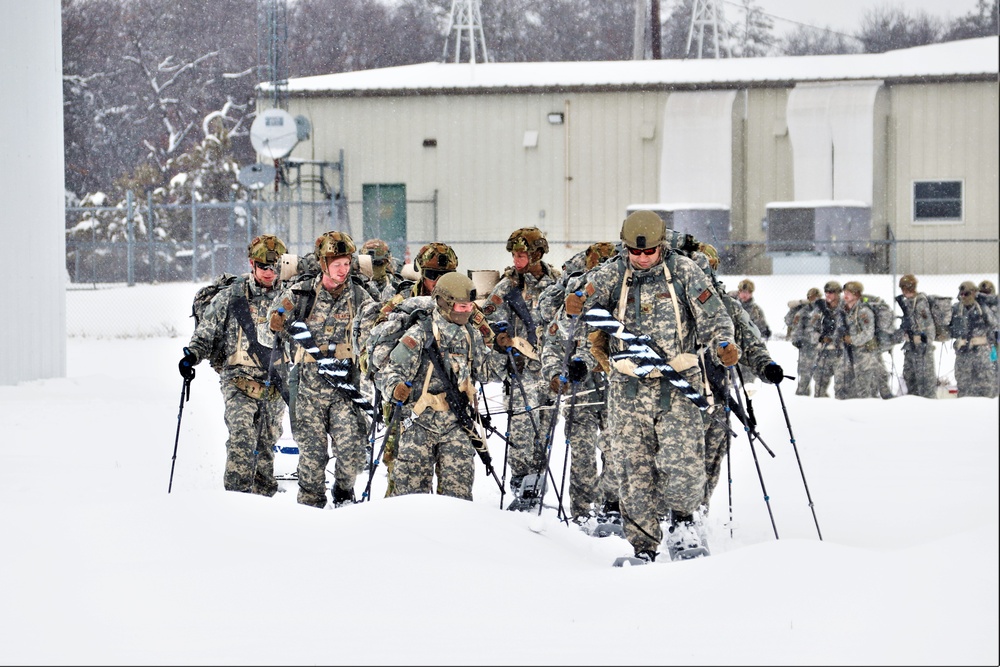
top-left (332, 485), bottom-right (356, 508)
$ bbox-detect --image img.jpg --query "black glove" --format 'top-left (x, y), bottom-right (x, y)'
top-left (763, 362), bottom-right (784, 384)
top-left (792, 340), bottom-right (802, 349)
top-left (475, 444), bottom-right (494, 475)
top-left (567, 358), bottom-right (588, 383)
top-left (919, 333), bottom-right (928, 344)
top-left (178, 347), bottom-right (197, 381)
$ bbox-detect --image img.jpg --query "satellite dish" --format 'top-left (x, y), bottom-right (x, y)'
top-left (237, 163), bottom-right (277, 190)
top-left (249, 108), bottom-right (299, 160)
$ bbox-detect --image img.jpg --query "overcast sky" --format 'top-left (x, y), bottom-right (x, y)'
top-left (743, 0), bottom-right (982, 35)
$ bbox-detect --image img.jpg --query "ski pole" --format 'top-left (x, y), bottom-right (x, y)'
top-left (168, 376), bottom-right (192, 493)
top-left (773, 382), bottom-right (823, 540)
top-left (728, 362), bottom-right (779, 539)
top-left (362, 399), bottom-right (403, 501)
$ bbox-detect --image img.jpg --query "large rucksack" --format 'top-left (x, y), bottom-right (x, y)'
top-left (926, 294), bottom-right (954, 342)
top-left (861, 293), bottom-right (897, 351)
top-left (361, 296), bottom-right (434, 380)
top-left (191, 273), bottom-right (242, 372)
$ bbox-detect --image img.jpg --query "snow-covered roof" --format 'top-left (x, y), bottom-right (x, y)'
top-left (279, 37), bottom-right (998, 97)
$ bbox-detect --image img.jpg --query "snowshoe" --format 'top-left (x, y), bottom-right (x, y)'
top-left (665, 518), bottom-right (710, 561)
top-left (506, 472), bottom-right (543, 512)
top-left (612, 550), bottom-right (656, 567)
top-left (592, 510), bottom-right (625, 538)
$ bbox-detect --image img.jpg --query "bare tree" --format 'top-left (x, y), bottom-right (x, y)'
top-left (778, 25), bottom-right (862, 56)
top-left (856, 4), bottom-right (943, 53)
top-left (943, 0), bottom-right (999, 41)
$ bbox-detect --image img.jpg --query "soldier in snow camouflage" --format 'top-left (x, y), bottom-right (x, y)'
top-left (180, 234), bottom-right (289, 497)
top-left (950, 280), bottom-right (998, 398)
top-left (564, 211), bottom-right (740, 563)
top-left (834, 281), bottom-right (879, 399)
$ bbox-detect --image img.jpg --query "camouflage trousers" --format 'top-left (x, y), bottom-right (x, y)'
top-left (813, 348), bottom-right (840, 397)
top-left (221, 379), bottom-right (284, 497)
top-left (955, 345), bottom-right (998, 397)
top-left (504, 366), bottom-right (551, 483)
top-left (389, 410), bottom-right (477, 501)
top-left (795, 345), bottom-right (819, 396)
top-left (902, 343), bottom-right (937, 398)
top-left (291, 367), bottom-right (369, 508)
top-left (835, 348), bottom-right (879, 399)
top-left (607, 375), bottom-right (707, 555)
top-left (560, 378), bottom-right (619, 516)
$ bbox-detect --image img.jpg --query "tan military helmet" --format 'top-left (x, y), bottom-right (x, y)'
top-left (843, 281), bottom-right (864, 296)
top-left (824, 280), bottom-right (842, 293)
top-left (699, 243), bottom-right (720, 271)
top-left (899, 274), bottom-right (918, 291)
top-left (979, 280), bottom-right (996, 295)
top-left (807, 287), bottom-right (821, 301)
top-left (620, 210), bottom-right (665, 250)
top-left (738, 279), bottom-right (755, 293)
top-left (248, 234), bottom-right (286, 265)
top-left (432, 271), bottom-right (477, 303)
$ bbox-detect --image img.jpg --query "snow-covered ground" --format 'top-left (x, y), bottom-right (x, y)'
top-left (1, 275), bottom-right (996, 664)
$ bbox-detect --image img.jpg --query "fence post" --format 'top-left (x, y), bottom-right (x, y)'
top-left (147, 190), bottom-right (156, 282)
top-left (126, 189), bottom-right (135, 286)
top-left (191, 187), bottom-right (198, 283)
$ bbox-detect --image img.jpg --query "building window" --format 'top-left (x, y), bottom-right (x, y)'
top-left (913, 180), bottom-right (963, 222)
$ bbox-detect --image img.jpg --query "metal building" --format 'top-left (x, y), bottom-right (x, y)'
top-left (262, 37), bottom-right (998, 274)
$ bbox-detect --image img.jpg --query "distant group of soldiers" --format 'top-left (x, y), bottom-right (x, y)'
top-left (179, 213), bottom-right (997, 564)
top-left (783, 276), bottom-right (998, 400)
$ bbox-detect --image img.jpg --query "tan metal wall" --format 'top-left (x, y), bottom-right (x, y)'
top-left (285, 78), bottom-right (997, 274)
top-left (886, 81), bottom-right (1000, 274)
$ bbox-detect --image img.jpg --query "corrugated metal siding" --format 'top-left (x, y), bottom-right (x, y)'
top-left (888, 81), bottom-right (1000, 273)
top-left (1, 0), bottom-right (65, 386)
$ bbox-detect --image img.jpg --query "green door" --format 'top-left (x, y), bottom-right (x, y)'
top-left (362, 184), bottom-right (407, 261)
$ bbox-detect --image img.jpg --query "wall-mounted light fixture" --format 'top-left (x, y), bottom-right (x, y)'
top-left (547, 112), bottom-right (564, 125)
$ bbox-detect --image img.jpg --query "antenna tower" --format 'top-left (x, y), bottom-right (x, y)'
top-left (442, 0), bottom-right (489, 63)
top-left (686, 0), bottom-right (729, 59)
top-left (257, 0), bottom-right (288, 108)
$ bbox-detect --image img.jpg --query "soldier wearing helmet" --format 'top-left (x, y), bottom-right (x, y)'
top-left (482, 226), bottom-right (562, 512)
top-left (266, 230), bottom-right (380, 509)
top-left (895, 274), bottom-right (937, 398)
top-left (359, 238), bottom-right (401, 298)
top-left (950, 280), bottom-right (998, 397)
top-left (785, 287), bottom-right (823, 396)
top-left (832, 281), bottom-right (880, 400)
top-left (562, 209), bottom-right (740, 563)
top-left (376, 272), bottom-right (509, 501)
top-left (178, 233), bottom-right (290, 498)
top-left (733, 278), bottom-right (772, 343)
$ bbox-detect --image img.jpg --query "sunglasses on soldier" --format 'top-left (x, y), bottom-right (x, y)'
top-left (627, 246), bottom-right (657, 256)
top-left (960, 291), bottom-right (974, 297)
top-left (255, 262), bottom-right (278, 272)
top-left (424, 268), bottom-right (450, 281)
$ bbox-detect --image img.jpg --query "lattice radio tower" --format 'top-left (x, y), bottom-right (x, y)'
top-left (442, 0), bottom-right (489, 63)
top-left (257, 0), bottom-right (288, 108)
top-left (687, 0), bottom-right (729, 59)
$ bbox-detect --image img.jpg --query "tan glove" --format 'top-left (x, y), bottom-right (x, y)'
top-left (843, 335), bottom-right (853, 345)
top-left (565, 291), bottom-right (586, 316)
top-left (270, 298), bottom-right (294, 331)
top-left (588, 330), bottom-right (611, 373)
top-left (717, 342), bottom-right (739, 367)
top-left (549, 374), bottom-right (564, 395)
top-left (392, 382), bottom-right (412, 402)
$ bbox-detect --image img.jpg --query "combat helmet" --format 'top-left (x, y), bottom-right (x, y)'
top-left (248, 234), bottom-right (286, 265)
top-left (414, 242), bottom-right (458, 280)
top-left (979, 280), bottom-right (996, 295)
top-left (738, 279), bottom-right (755, 293)
top-left (843, 281), bottom-right (864, 296)
top-left (824, 280), bottom-right (842, 293)
top-left (899, 274), bottom-right (918, 291)
top-left (620, 210), bottom-right (665, 250)
top-left (315, 231), bottom-right (356, 260)
top-left (361, 238), bottom-right (391, 265)
top-left (432, 272), bottom-right (477, 325)
top-left (584, 242), bottom-right (617, 270)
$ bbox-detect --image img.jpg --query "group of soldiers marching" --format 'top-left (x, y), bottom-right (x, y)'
top-left (785, 276), bottom-right (998, 400)
top-left (178, 212), bottom-right (802, 564)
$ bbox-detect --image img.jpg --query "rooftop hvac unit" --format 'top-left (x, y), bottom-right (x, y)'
top-left (765, 201), bottom-right (873, 274)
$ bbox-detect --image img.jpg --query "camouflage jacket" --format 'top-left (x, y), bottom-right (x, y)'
top-left (738, 295), bottom-right (771, 339)
top-left (840, 301), bottom-right (876, 351)
top-left (268, 273), bottom-right (378, 387)
top-left (377, 308), bottom-right (507, 426)
top-left (895, 293), bottom-right (936, 349)
top-left (575, 252), bottom-right (737, 384)
top-left (482, 262), bottom-right (562, 370)
top-left (950, 299), bottom-right (998, 345)
top-left (187, 274), bottom-right (284, 382)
